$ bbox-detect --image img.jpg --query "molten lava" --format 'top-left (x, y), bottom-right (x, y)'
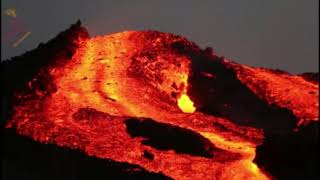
top-left (178, 94), bottom-right (196, 113)
top-left (227, 61), bottom-right (319, 126)
top-left (5, 24), bottom-right (318, 179)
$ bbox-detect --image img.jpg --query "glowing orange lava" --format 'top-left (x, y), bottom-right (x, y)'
top-left (10, 30), bottom-right (309, 180)
top-left (227, 61), bottom-right (319, 127)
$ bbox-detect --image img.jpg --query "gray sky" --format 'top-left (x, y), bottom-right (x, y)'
top-left (1, 0), bottom-right (318, 73)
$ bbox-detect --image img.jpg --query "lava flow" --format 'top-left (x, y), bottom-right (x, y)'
top-left (5, 22), bottom-right (318, 179)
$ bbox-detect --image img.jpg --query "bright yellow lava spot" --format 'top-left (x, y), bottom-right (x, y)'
top-left (178, 94), bottom-right (196, 113)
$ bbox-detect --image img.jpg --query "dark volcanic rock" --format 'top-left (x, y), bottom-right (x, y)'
top-left (299, 72), bottom-right (319, 84)
top-left (143, 150), bottom-right (155, 160)
top-left (2, 128), bottom-right (172, 180)
top-left (185, 49), bottom-right (297, 134)
top-left (254, 121), bottom-right (319, 180)
top-left (125, 117), bottom-right (215, 158)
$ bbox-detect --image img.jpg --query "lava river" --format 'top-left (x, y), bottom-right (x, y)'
top-left (7, 28), bottom-right (317, 179)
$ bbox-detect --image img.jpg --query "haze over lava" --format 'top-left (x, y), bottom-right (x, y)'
top-left (3, 21), bottom-right (318, 180)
